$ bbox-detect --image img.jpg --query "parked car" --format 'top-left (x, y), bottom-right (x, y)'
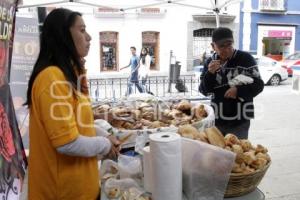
top-left (281, 52), bottom-right (300, 76)
top-left (255, 56), bottom-right (288, 86)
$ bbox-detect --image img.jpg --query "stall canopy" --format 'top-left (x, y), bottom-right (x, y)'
top-left (18, 0), bottom-right (242, 27)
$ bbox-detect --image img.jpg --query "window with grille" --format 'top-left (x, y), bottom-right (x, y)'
top-left (193, 28), bottom-right (214, 64)
top-left (99, 32), bottom-right (118, 72)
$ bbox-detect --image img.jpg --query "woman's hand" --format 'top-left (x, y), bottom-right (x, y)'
top-left (105, 135), bottom-right (121, 160)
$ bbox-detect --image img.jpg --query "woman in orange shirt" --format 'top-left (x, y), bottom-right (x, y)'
top-left (25, 8), bottom-right (119, 199)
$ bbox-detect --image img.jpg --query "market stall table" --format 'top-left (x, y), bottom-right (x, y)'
top-left (224, 188), bottom-right (265, 200)
top-left (101, 187), bottom-right (265, 200)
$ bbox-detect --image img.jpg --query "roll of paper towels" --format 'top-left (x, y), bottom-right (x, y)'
top-left (142, 146), bottom-right (153, 193)
top-left (149, 132), bottom-right (182, 200)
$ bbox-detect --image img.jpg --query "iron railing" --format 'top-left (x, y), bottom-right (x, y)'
top-left (88, 74), bottom-right (207, 102)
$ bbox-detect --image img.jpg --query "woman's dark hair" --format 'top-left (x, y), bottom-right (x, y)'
top-left (25, 8), bottom-right (85, 107)
top-left (140, 47), bottom-right (148, 65)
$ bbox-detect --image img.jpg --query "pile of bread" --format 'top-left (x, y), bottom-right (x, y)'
top-left (178, 125), bottom-right (271, 174)
top-left (93, 100), bottom-right (208, 130)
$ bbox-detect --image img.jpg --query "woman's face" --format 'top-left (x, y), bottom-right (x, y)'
top-left (70, 16), bottom-right (91, 58)
top-left (142, 49), bottom-right (147, 55)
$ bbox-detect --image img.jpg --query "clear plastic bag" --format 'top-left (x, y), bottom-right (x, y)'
top-left (191, 103), bottom-right (215, 132)
top-left (103, 178), bottom-right (146, 200)
top-left (118, 154), bottom-right (143, 185)
top-left (181, 138), bottom-right (236, 200)
top-left (101, 160), bottom-right (120, 182)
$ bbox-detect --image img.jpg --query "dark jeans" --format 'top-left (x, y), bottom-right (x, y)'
top-left (215, 120), bottom-right (250, 139)
top-left (141, 76), bottom-right (150, 93)
top-left (127, 80), bottom-right (144, 95)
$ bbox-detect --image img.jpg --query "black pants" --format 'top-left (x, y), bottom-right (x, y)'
top-left (215, 120), bottom-right (250, 139)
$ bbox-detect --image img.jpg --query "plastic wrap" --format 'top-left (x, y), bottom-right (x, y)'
top-left (181, 138), bottom-right (235, 200)
top-left (101, 160), bottom-right (120, 182)
top-left (118, 154), bottom-right (143, 185)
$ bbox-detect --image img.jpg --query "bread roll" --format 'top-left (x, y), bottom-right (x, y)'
top-left (256, 152), bottom-right (271, 162)
top-left (255, 144), bottom-right (268, 154)
top-left (194, 131), bottom-right (209, 143)
top-left (176, 100), bottom-right (192, 111)
top-left (224, 133), bottom-right (240, 146)
top-left (192, 104), bottom-right (208, 120)
top-left (232, 144), bottom-right (244, 162)
top-left (205, 127), bottom-right (225, 148)
top-left (240, 139), bottom-right (253, 152)
top-left (251, 158), bottom-right (268, 170)
top-left (178, 124), bottom-right (199, 137)
top-left (242, 151), bottom-right (257, 165)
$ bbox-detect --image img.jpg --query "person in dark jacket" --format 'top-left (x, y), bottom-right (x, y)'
top-left (199, 27), bottom-right (264, 139)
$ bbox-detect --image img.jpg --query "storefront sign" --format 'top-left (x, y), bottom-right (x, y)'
top-left (141, 8), bottom-right (161, 14)
top-left (268, 30), bottom-right (292, 38)
top-left (0, 1), bottom-right (27, 199)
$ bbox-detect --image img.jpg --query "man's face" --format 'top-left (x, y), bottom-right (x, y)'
top-left (212, 40), bottom-right (234, 60)
top-left (130, 48), bottom-right (136, 55)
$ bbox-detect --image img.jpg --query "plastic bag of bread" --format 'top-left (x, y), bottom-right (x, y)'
top-left (103, 178), bottom-right (145, 199)
top-left (191, 104), bottom-right (215, 132)
top-left (118, 154), bottom-right (143, 185)
top-left (101, 160), bottom-right (119, 182)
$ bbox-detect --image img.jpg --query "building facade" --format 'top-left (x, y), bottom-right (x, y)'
top-left (240, 0), bottom-right (300, 60)
top-left (18, 1), bottom-right (241, 77)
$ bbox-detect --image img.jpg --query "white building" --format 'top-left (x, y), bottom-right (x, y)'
top-left (18, 0), bottom-right (241, 78)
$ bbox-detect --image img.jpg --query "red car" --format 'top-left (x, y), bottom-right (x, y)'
top-left (281, 52), bottom-right (300, 76)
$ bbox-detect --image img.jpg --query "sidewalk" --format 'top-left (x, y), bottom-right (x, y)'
top-left (249, 78), bottom-right (300, 200)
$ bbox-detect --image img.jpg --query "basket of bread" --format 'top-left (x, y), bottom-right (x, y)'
top-left (93, 99), bottom-right (214, 130)
top-left (177, 125), bottom-right (271, 197)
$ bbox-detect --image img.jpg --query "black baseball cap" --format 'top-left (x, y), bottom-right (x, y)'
top-left (212, 27), bottom-right (234, 46)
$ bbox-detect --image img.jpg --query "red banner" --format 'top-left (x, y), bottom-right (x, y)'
top-left (0, 0), bottom-right (27, 199)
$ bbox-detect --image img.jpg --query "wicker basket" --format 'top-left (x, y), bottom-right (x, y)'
top-left (224, 161), bottom-right (271, 198)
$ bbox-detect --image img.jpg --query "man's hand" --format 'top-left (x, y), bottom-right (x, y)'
top-left (224, 86), bottom-right (237, 99)
top-left (208, 60), bottom-right (221, 74)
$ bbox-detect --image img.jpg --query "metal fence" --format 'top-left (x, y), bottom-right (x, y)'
top-left (88, 74), bottom-right (206, 102)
